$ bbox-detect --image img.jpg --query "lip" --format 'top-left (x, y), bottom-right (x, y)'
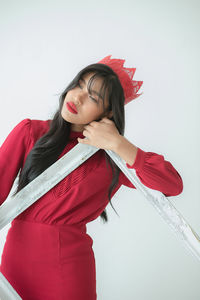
top-left (66, 102), bottom-right (78, 114)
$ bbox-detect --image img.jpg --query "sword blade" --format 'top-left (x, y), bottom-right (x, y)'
top-left (105, 149), bottom-right (200, 262)
top-left (0, 144), bottom-right (199, 299)
top-left (0, 272), bottom-right (22, 300)
top-left (0, 143), bottom-right (99, 229)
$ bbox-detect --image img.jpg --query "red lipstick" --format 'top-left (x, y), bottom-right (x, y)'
top-left (66, 102), bottom-right (78, 114)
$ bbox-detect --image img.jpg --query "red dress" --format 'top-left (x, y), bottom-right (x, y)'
top-left (0, 119), bottom-right (183, 300)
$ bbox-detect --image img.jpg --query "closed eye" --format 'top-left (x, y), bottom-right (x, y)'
top-left (77, 81), bottom-right (98, 103)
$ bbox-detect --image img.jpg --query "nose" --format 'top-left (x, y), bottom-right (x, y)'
top-left (74, 96), bottom-right (80, 106)
top-left (74, 91), bottom-right (84, 106)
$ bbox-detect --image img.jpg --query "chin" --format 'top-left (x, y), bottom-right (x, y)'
top-left (61, 110), bottom-right (68, 122)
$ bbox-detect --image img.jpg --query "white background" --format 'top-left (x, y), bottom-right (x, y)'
top-left (0, 0), bottom-right (199, 299)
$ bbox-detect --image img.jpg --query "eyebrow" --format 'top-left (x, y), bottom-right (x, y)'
top-left (80, 78), bottom-right (104, 100)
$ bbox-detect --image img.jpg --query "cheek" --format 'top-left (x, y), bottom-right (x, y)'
top-left (84, 106), bottom-right (97, 118)
top-left (65, 91), bottom-right (71, 99)
top-left (87, 103), bottom-right (103, 115)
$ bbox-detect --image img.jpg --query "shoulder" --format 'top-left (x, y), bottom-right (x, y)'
top-left (30, 118), bottom-right (51, 130)
top-left (18, 118), bottom-right (51, 143)
top-left (29, 118), bottom-right (51, 141)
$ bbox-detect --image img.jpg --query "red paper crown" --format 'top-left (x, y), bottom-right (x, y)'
top-left (97, 55), bottom-right (143, 105)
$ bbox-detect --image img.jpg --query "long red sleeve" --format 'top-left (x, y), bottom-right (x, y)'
top-left (0, 119), bottom-right (184, 300)
top-left (0, 118), bottom-right (31, 205)
top-left (0, 118), bottom-right (183, 210)
top-left (118, 147), bottom-right (183, 197)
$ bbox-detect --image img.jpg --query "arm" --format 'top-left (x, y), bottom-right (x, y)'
top-left (0, 119), bottom-right (31, 205)
top-left (112, 135), bottom-right (183, 197)
top-left (112, 135), bottom-right (138, 166)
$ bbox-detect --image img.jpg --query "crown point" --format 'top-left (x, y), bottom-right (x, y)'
top-left (97, 55), bottom-right (143, 105)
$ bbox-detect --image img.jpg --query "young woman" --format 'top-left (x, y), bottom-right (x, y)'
top-left (0, 55), bottom-right (183, 300)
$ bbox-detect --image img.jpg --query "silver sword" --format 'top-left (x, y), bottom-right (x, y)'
top-left (0, 143), bottom-right (199, 299)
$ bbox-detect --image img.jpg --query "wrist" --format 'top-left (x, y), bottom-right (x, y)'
top-left (111, 134), bottom-right (125, 153)
top-left (111, 134), bottom-right (139, 166)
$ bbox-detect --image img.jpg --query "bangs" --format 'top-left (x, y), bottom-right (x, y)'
top-left (85, 73), bottom-right (110, 111)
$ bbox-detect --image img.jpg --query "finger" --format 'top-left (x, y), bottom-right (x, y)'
top-left (84, 124), bottom-right (91, 129)
top-left (99, 117), bottom-right (108, 123)
top-left (101, 117), bottom-right (112, 122)
top-left (89, 121), bottom-right (98, 126)
top-left (99, 118), bottom-right (105, 123)
top-left (83, 128), bottom-right (92, 136)
top-left (77, 137), bottom-right (89, 143)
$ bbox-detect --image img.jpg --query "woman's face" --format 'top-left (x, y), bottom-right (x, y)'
top-left (61, 72), bottom-right (112, 132)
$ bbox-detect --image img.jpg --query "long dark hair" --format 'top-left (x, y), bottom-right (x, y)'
top-left (12, 63), bottom-right (125, 223)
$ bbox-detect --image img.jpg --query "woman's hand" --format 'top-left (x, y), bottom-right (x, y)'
top-left (77, 117), bottom-right (121, 151)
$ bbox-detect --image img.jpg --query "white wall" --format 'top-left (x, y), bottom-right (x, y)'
top-left (0, 0), bottom-right (199, 299)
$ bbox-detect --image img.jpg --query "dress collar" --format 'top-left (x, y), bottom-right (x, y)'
top-left (69, 130), bottom-right (85, 140)
top-left (47, 120), bottom-right (84, 140)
